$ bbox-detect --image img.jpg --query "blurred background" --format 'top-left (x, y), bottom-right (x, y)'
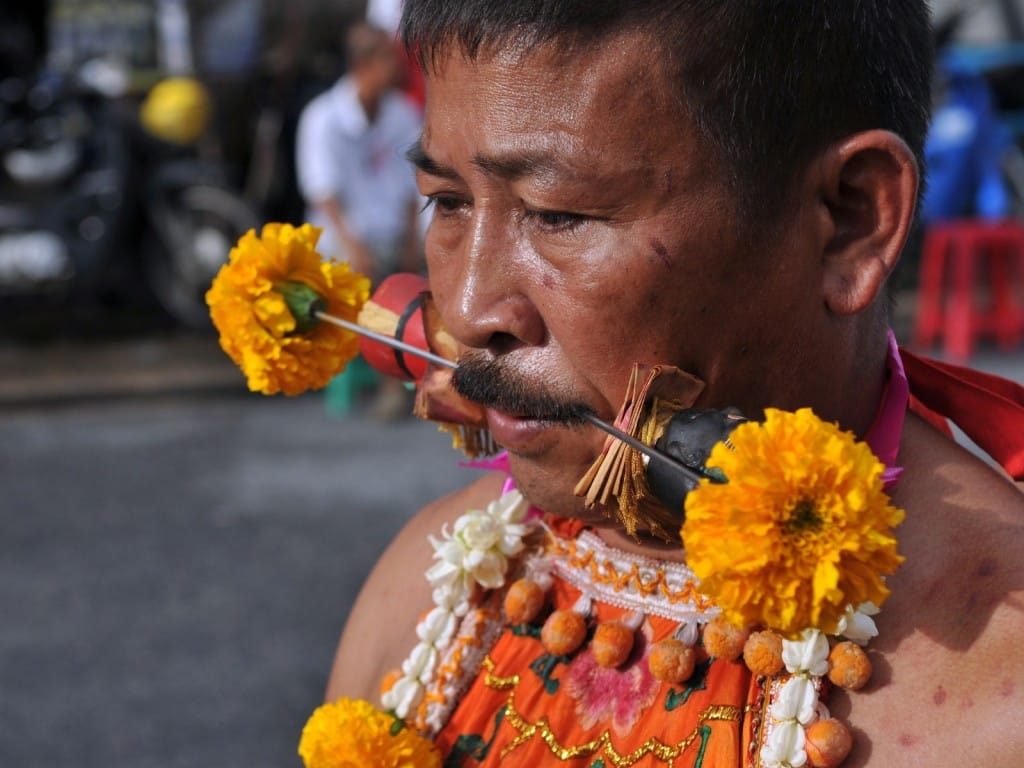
top-left (0, 0), bottom-right (1023, 766)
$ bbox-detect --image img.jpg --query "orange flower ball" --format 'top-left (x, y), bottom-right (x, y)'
top-left (827, 641), bottom-right (873, 690)
top-left (591, 621), bottom-right (635, 668)
top-left (743, 630), bottom-right (784, 677)
top-left (541, 610), bottom-right (587, 656)
top-left (703, 616), bottom-right (750, 661)
top-left (648, 638), bottom-right (697, 683)
top-left (503, 578), bottom-right (547, 625)
top-left (804, 718), bottom-right (854, 768)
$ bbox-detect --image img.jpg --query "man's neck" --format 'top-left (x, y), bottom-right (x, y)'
top-left (590, 522), bottom-right (692, 563)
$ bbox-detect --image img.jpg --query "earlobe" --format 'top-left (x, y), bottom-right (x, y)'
top-left (819, 130), bottom-right (918, 316)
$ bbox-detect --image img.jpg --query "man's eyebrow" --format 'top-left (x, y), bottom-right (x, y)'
top-left (472, 152), bottom-right (560, 181)
top-left (406, 140), bottom-right (459, 180)
top-left (407, 139), bottom-right (569, 183)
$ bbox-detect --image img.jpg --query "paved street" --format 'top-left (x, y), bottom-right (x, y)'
top-left (0, 325), bottom-right (1021, 768)
top-left (0, 333), bottom-right (474, 768)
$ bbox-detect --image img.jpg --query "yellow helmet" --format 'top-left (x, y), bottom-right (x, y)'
top-left (140, 77), bottom-right (212, 145)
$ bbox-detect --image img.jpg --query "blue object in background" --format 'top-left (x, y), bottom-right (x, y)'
top-left (922, 44), bottom-right (1024, 222)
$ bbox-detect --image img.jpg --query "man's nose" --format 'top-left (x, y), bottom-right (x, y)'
top-left (435, 210), bottom-right (545, 354)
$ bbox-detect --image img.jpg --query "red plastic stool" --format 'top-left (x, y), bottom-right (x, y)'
top-left (913, 220), bottom-right (1024, 361)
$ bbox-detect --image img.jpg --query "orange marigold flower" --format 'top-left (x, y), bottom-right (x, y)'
top-left (206, 223), bottom-right (370, 396)
top-left (682, 408), bottom-right (905, 638)
top-left (298, 697), bottom-right (441, 768)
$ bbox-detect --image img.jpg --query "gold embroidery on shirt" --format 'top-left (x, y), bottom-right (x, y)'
top-left (481, 655), bottom-right (519, 690)
top-left (496, 688), bottom-right (742, 766)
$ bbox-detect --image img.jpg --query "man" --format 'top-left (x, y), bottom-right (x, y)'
top-left (326, 3), bottom-right (1024, 765)
top-left (296, 20), bottom-right (423, 418)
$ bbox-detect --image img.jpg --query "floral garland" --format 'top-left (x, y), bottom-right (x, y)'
top-left (382, 490), bottom-right (532, 725)
top-left (298, 696), bottom-right (441, 768)
top-left (205, 222), bottom-right (369, 396)
top-left (203, 226), bottom-right (905, 768)
top-left (683, 408), bottom-right (904, 768)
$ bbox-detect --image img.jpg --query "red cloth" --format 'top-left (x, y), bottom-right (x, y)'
top-left (900, 348), bottom-right (1024, 480)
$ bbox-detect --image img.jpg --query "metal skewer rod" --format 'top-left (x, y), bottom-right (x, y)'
top-left (316, 311), bottom-right (455, 369)
top-left (317, 310), bottom-right (702, 482)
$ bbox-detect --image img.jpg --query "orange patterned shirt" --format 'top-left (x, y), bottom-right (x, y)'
top-left (428, 517), bottom-right (767, 767)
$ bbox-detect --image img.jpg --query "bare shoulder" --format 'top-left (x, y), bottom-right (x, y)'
top-left (323, 471), bottom-right (507, 704)
top-left (841, 413), bottom-right (1024, 766)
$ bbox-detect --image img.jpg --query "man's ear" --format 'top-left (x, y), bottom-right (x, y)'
top-left (817, 130), bottom-right (918, 315)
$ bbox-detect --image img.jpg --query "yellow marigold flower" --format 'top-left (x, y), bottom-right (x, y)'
top-left (682, 407), bottom-right (905, 638)
top-left (298, 697), bottom-right (441, 768)
top-left (206, 223), bottom-right (370, 395)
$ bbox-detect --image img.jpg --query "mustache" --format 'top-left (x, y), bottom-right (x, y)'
top-left (452, 356), bottom-right (592, 425)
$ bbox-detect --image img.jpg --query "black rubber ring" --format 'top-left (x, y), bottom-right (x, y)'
top-left (392, 292), bottom-right (425, 379)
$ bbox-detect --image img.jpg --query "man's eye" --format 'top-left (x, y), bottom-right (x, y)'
top-left (525, 209), bottom-right (587, 233)
top-left (422, 194), bottom-right (464, 215)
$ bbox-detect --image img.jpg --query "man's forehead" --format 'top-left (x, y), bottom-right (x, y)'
top-left (417, 37), bottom-right (692, 177)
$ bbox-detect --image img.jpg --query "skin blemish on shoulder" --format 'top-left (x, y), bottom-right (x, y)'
top-left (933, 685), bottom-right (947, 706)
top-left (960, 694), bottom-right (974, 709)
top-left (1000, 679), bottom-right (1014, 697)
top-left (649, 238), bottom-right (673, 269)
top-left (898, 733), bottom-right (919, 748)
top-left (975, 557), bottom-right (997, 578)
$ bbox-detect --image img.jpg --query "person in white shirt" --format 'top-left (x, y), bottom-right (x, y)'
top-left (295, 21), bottom-right (422, 284)
top-left (296, 21), bottom-right (423, 420)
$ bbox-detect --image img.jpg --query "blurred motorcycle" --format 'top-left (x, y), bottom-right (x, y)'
top-left (0, 59), bottom-right (258, 331)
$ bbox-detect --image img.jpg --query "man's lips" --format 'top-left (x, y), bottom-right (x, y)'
top-left (484, 407), bottom-right (564, 453)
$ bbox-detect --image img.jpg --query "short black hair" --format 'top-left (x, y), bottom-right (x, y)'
top-left (400, 1), bottom-right (933, 222)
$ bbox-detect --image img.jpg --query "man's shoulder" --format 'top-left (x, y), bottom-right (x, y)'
top-left (298, 78), bottom-right (359, 130)
top-left (847, 413), bottom-right (1024, 765)
top-left (325, 472), bottom-right (507, 702)
top-left (298, 84), bottom-right (334, 121)
top-left (892, 411), bottom-right (1024, 626)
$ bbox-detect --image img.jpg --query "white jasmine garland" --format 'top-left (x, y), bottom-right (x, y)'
top-left (761, 719), bottom-right (808, 768)
top-left (763, 606), bottom-right (878, 768)
top-left (781, 629), bottom-right (830, 677)
top-left (836, 602), bottom-right (880, 646)
top-left (382, 490), bottom-right (530, 719)
top-left (774, 676), bottom-right (817, 725)
top-left (416, 607), bottom-right (456, 644)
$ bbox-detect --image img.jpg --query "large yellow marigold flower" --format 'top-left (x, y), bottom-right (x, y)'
top-left (298, 697), bottom-right (441, 768)
top-left (206, 223), bottom-right (370, 395)
top-left (682, 408), bottom-right (905, 638)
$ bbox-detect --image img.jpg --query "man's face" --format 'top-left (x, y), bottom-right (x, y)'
top-left (414, 32), bottom-right (821, 523)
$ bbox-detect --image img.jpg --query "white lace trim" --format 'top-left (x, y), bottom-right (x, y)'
top-left (547, 529), bottom-right (719, 624)
top-left (423, 604), bottom-right (509, 735)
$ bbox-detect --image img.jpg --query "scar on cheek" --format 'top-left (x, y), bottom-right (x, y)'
top-left (650, 238), bottom-right (673, 269)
